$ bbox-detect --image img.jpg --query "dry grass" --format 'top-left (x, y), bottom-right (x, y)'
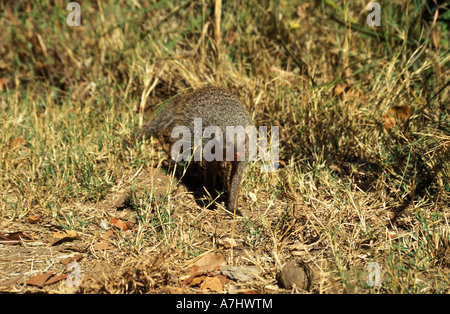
top-left (0, 0), bottom-right (449, 294)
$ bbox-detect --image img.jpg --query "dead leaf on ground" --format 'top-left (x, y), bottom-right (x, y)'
top-left (382, 114), bottom-right (396, 130)
top-left (182, 253), bottom-right (229, 292)
top-left (334, 83), bottom-right (348, 96)
top-left (53, 230), bottom-right (78, 239)
top-left (27, 214), bottom-right (41, 224)
top-left (9, 137), bottom-right (25, 151)
top-left (220, 265), bottom-right (262, 282)
top-left (392, 105), bottom-right (412, 120)
top-left (334, 84), bottom-right (366, 102)
top-left (93, 240), bottom-right (115, 251)
top-left (44, 274), bottom-right (68, 285)
top-left (26, 272), bottom-right (68, 287)
top-left (183, 272), bottom-right (226, 292)
top-left (200, 274), bottom-right (226, 292)
top-left (110, 218), bottom-right (132, 231)
top-left (161, 286), bottom-right (186, 294)
top-left (26, 272), bottom-right (54, 288)
top-left (60, 254), bottom-right (84, 267)
top-left (385, 229), bottom-right (401, 240)
top-left (183, 272), bottom-right (207, 287)
top-left (101, 229), bottom-right (116, 240)
top-left (187, 252), bottom-right (226, 273)
top-left (382, 105), bottom-right (412, 130)
top-left (0, 231), bottom-right (33, 245)
top-left (51, 230), bottom-right (79, 246)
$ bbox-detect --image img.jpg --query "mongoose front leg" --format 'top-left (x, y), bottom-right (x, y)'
top-left (228, 160), bottom-right (247, 214)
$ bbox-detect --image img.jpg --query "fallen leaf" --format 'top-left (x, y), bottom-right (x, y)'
top-left (385, 229), bottom-right (400, 240)
top-left (93, 240), bottom-right (115, 251)
top-left (382, 113), bottom-right (396, 130)
top-left (44, 274), bottom-right (68, 285)
top-left (161, 286), bottom-right (185, 294)
top-left (334, 84), bottom-right (348, 96)
top-left (0, 231), bottom-right (32, 245)
top-left (53, 230), bottom-right (78, 239)
top-left (60, 254), bottom-right (83, 267)
top-left (9, 137), bottom-right (25, 151)
top-left (26, 272), bottom-right (54, 288)
top-left (392, 105), bottom-right (412, 120)
top-left (200, 274), bottom-right (226, 292)
top-left (228, 285), bottom-right (263, 294)
top-left (101, 229), bottom-right (115, 239)
top-left (183, 271), bottom-right (226, 292)
top-left (220, 265), bottom-right (261, 282)
top-left (188, 252), bottom-right (226, 273)
top-left (183, 272), bottom-right (207, 287)
top-left (382, 105), bottom-right (412, 130)
top-left (27, 214), bottom-right (41, 224)
top-left (110, 218), bottom-right (131, 231)
top-left (51, 230), bottom-right (79, 246)
top-left (334, 84), bottom-right (366, 102)
top-left (329, 164), bottom-right (341, 172)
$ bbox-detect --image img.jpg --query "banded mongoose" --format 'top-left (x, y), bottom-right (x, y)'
top-left (131, 86), bottom-right (254, 214)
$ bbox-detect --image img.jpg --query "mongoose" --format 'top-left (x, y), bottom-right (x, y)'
top-left (130, 86), bottom-right (254, 214)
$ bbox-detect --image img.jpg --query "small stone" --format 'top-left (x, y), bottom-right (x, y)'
top-left (277, 261), bottom-right (313, 291)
